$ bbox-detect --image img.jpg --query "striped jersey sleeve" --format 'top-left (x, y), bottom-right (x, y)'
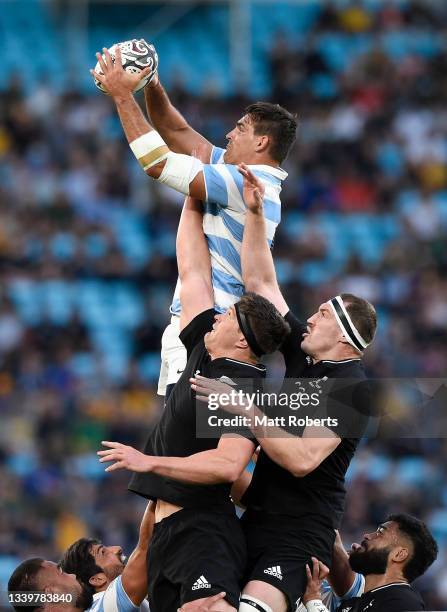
top-left (210, 145), bottom-right (226, 164)
top-left (322, 573), bottom-right (365, 612)
top-left (295, 574), bottom-right (365, 612)
top-left (86, 575), bottom-right (150, 612)
top-left (170, 146), bottom-right (287, 315)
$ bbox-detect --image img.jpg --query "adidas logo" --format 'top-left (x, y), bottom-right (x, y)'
top-left (263, 565), bottom-right (283, 580)
top-left (192, 575), bottom-right (211, 590)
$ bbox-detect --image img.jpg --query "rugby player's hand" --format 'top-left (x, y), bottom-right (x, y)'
top-left (302, 557), bottom-right (329, 604)
top-left (98, 441), bottom-right (151, 472)
top-left (91, 46), bottom-right (152, 99)
top-left (190, 374), bottom-right (249, 416)
top-left (237, 163), bottom-right (265, 213)
top-left (178, 592), bottom-right (226, 611)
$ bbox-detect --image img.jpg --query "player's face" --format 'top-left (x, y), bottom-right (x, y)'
top-left (39, 561), bottom-right (89, 605)
top-left (205, 307), bottom-right (245, 354)
top-left (90, 543), bottom-right (126, 581)
top-left (349, 521), bottom-right (407, 575)
top-left (224, 115), bottom-right (259, 164)
top-left (301, 302), bottom-right (343, 357)
top-left (40, 561), bottom-right (81, 593)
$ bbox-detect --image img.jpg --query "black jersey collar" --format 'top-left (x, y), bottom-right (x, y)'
top-left (306, 356), bottom-right (362, 366)
top-left (369, 582), bottom-right (411, 593)
top-left (321, 358), bottom-right (362, 364)
top-left (208, 357), bottom-right (266, 379)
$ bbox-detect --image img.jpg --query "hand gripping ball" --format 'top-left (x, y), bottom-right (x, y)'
top-left (93, 39), bottom-right (158, 94)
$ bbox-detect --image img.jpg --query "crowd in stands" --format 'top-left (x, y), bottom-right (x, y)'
top-left (1, 0), bottom-right (447, 606)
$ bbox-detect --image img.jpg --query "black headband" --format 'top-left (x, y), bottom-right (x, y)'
top-left (234, 302), bottom-right (265, 358)
top-left (330, 297), bottom-right (366, 352)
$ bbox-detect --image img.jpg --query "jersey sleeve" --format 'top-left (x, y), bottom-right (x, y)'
top-left (211, 146), bottom-right (226, 164)
top-left (179, 308), bottom-right (216, 357)
top-left (280, 310), bottom-right (308, 375)
top-left (101, 575), bottom-right (139, 611)
top-left (322, 573), bottom-right (365, 612)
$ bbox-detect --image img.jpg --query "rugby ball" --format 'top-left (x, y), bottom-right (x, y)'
top-left (93, 39), bottom-right (158, 94)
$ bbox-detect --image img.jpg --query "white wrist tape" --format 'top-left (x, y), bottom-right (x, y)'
top-left (305, 600), bottom-right (329, 612)
top-left (129, 131), bottom-right (170, 170)
top-left (158, 152), bottom-right (203, 196)
top-left (129, 130), bottom-right (204, 195)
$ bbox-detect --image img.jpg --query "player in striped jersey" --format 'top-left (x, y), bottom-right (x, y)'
top-left (300, 515), bottom-right (437, 612)
top-left (92, 46), bottom-right (296, 398)
top-left (296, 532), bottom-right (365, 612)
top-left (60, 502), bottom-right (154, 612)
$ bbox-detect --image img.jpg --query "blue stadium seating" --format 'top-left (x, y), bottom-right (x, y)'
top-left (3, 0), bottom-right (443, 95)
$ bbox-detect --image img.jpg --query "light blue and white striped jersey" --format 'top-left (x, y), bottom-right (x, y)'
top-left (86, 575), bottom-right (150, 612)
top-left (170, 146), bottom-right (288, 314)
top-left (295, 572), bottom-right (365, 612)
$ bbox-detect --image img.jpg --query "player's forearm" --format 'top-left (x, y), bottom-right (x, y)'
top-left (114, 93), bottom-right (155, 146)
top-left (249, 407), bottom-right (314, 477)
top-left (121, 546), bottom-right (148, 606)
top-left (145, 80), bottom-right (192, 152)
top-left (135, 501), bottom-right (155, 551)
top-left (177, 198), bottom-right (211, 286)
top-left (242, 209), bottom-right (279, 293)
top-left (327, 534), bottom-right (357, 597)
top-left (150, 451), bottom-right (242, 485)
top-left (177, 198), bottom-right (213, 328)
top-left (121, 502), bottom-right (154, 606)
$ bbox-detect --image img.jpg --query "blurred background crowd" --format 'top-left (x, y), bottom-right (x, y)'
top-left (1, 0), bottom-right (447, 607)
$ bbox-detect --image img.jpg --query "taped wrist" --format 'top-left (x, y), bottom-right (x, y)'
top-left (130, 131), bottom-right (169, 170)
top-left (305, 600), bottom-right (329, 612)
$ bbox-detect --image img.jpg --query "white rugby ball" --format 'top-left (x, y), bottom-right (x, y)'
top-left (93, 39), bottom-right (158, 94)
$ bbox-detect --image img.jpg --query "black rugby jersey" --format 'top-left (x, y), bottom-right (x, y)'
top-left (337, 582), bottom-right (425, 612)
top-left (129, 308), bottom-right (265, 510)
top-left (242, 310), bottom-right (371, 528)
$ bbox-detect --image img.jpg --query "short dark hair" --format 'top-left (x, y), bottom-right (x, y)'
top-left (238, 292), bottom-right (290, 356)
top-left (245, 102), bottom-right (297, 163)
top-left (388, 513), bottom-right (438, 582)
top-left (60, 538), bottom-right (102, 594)
top-left (341, 293), bottom-right (377, 346)
top-left (8, 558), bottom-right (45, 611)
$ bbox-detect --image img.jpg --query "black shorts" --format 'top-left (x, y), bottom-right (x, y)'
top-left (148, 507), bottom-right (246, 611)
top-left (241, 510), bottom-right (336, 611)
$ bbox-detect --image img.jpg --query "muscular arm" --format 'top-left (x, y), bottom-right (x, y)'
top-left (191, 375), bottom-right (341, 478)
top-left (112, 92), bottom-right (208, 195)
top-left (176, 146), bottom-right (213, 331)
top-left (239, 164), bottom-right (289, 316)
top-left (100, 437), bottom-right (255, 485)
top-left (328, 531), bottom-right (358, 597)
top-left (146, 436), bottom-right (254, 484)
top-left (93, 52), bottom-right (210, 198)
top-left (121, 501), bottom-right (155, 606)
top-left (145, 77), bottom-right (212, 156)
top-left (250, 413), bottom-right (341, 477)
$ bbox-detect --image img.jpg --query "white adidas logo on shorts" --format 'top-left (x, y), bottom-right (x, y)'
top-left (192, 575), bottom-right (212, 590)
top-left (263, 565), bottom-right (283, 580)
